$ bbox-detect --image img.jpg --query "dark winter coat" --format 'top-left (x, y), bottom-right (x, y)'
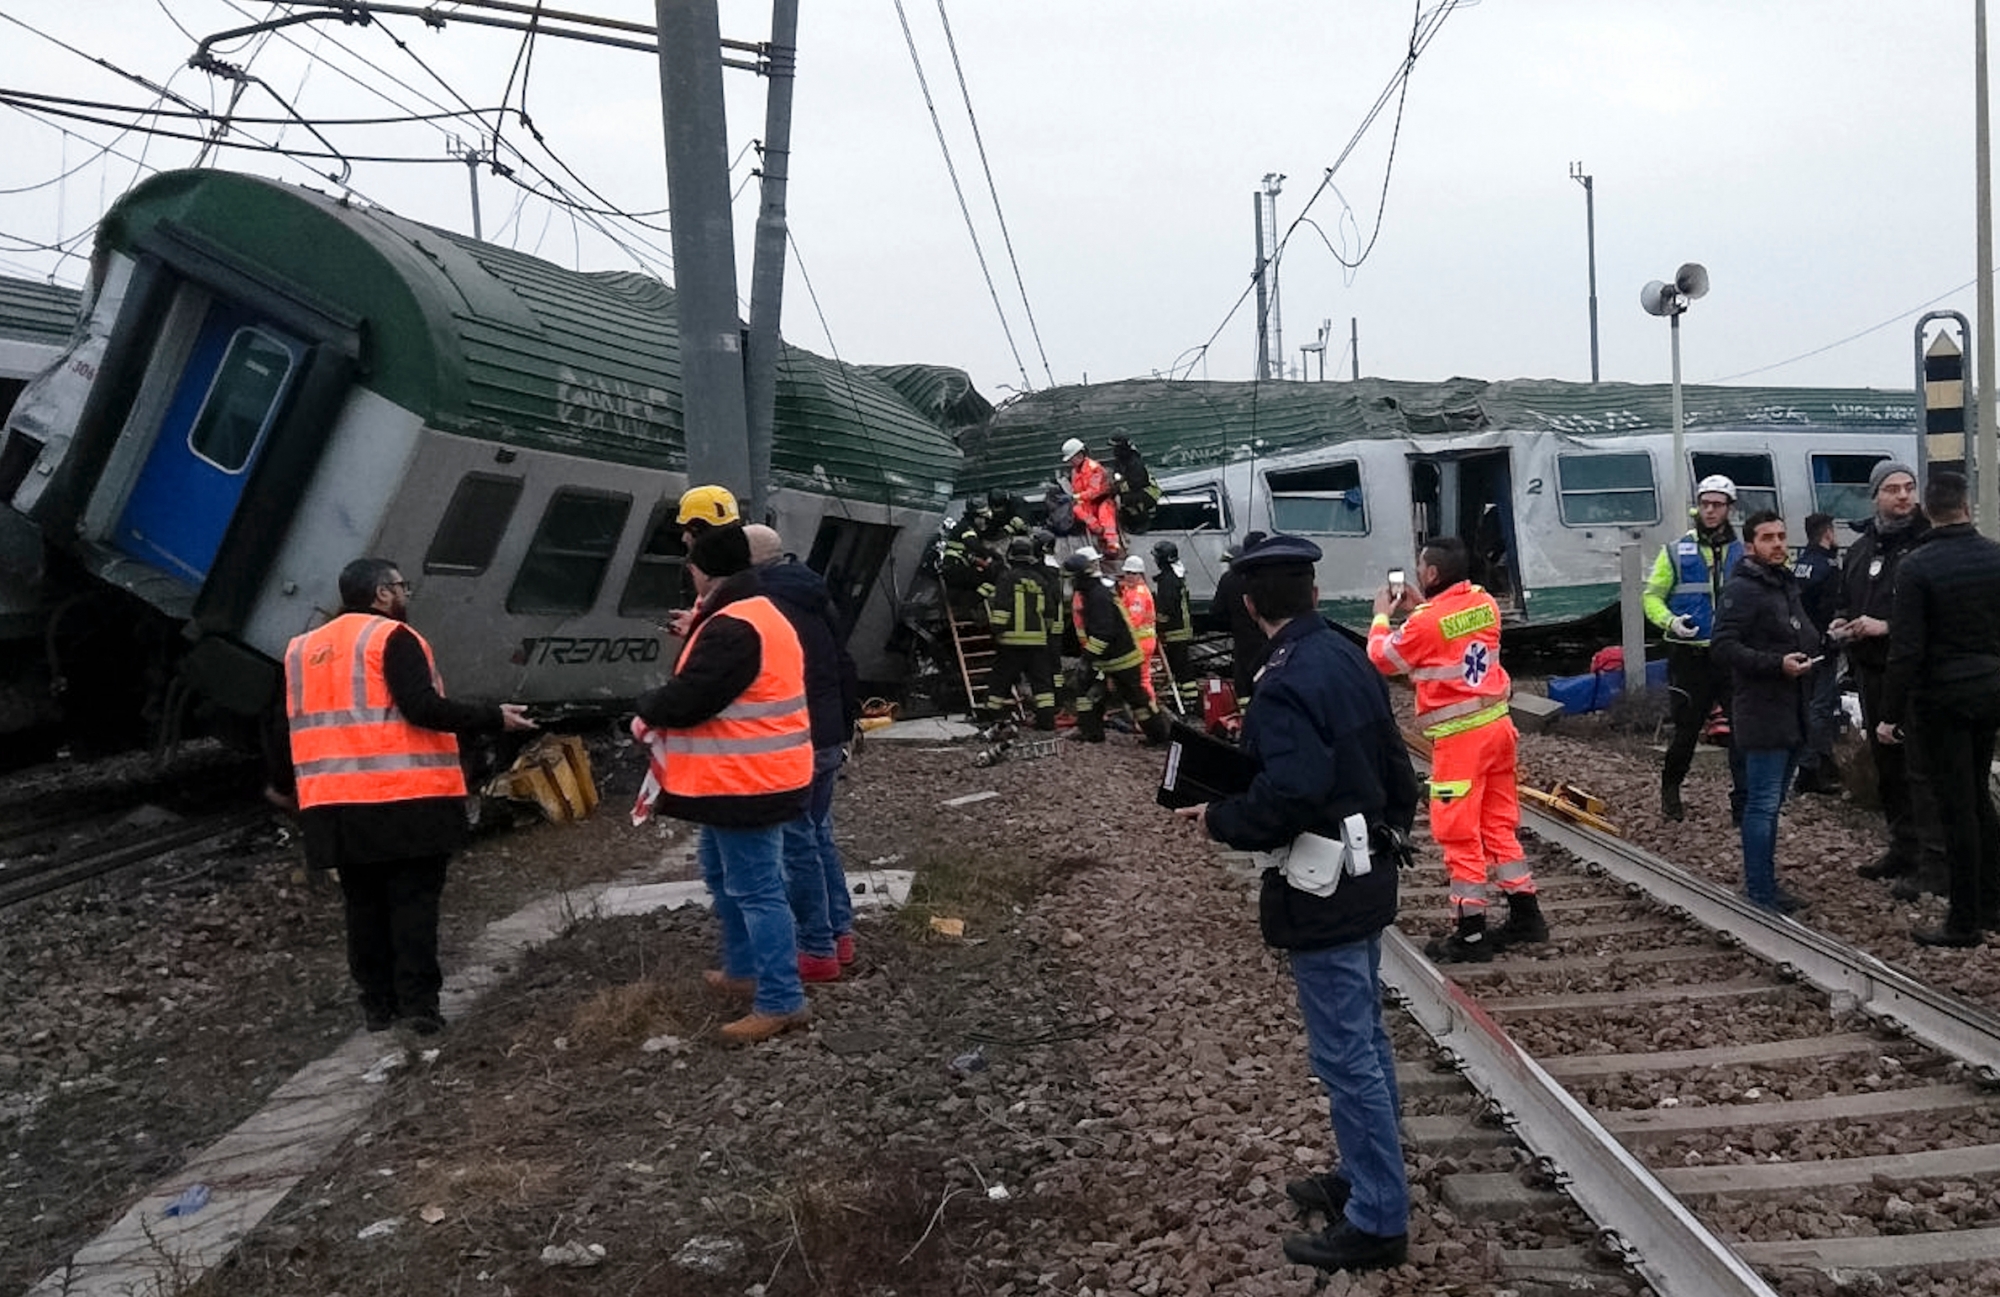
top-left (1204, 616), bottom-right (1419, 953)
top-left (758, 558), bottom-right (862, 750)
top-left (1835, 513), bottom-right (1930, 673)
top-left (1712, 555), bottom-right (1820, 751)
top-left (1791, 541), bottom-right (1840, 633)
top-left (1881, 522), bottom-right (2000, 725)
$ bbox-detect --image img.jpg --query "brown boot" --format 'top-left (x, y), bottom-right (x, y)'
top-left (718, 1008), bottom-right (811, 1044)
top-left (702, 969), bottom-right (756, 998)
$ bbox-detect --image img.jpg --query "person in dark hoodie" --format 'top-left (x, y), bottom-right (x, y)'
top-left (1879, 472), bottom-right (2000, 947)
top-left (1790, 512), bottom-right (1844, 796)
top-left (1712, 511), bottom-right (1820, 913)
top-left (1831, 461), bottom-right (1947, 890)
top-left (1202, 530), bottom-right (1269, 704)
top-left (635, 524), bottom-right (814, 1044)
top-left (744, 524), bottom-right (864, 980)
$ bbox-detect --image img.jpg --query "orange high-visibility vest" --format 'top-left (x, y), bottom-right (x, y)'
top-left (285, 614), bottom-right (467, 809)
top-left (1367, 580), bottom-right (1512, 739)
top-left (1118, 577), bottom-right (1157, 645)
top-left (1070, 455), bottom-right (1112, 506)
top-left (660, 595), bottom-right (812, 799)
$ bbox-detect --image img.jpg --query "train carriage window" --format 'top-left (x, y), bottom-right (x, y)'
top-left (619, 501), bottom-right (691, 616)
top-left (1555, 452), bottom-right (1658, 525)
top-left (424, 474), bottom-right (524, 575)
top-left (506, 488), bottom-right (632, 615)
top-left (187, 327), bottom-right (295, 472)
top-left (1148, 483), bottom-right (1230, 532)
top-left (1267, 463), bottom-right (1367, 534)
top-left (1690, 452), bottom-right (1778, 518)
top-left (1811, 452), bottom-right (1890, 522)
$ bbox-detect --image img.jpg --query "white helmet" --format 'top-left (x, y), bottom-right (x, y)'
top-left (1060, 437), bottom-right (1086, 461)
top-left (1121, 555), bottom-right (1146, 574)
top-left (1073, 544), bottom-right (1101, 564)
top-left (1695, 474), bottom-right (1737, 502)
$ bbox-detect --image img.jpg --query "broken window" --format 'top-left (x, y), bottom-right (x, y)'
top-left (1267, 462), bottom-right (1366, 534)
top-left (618, 500), bottom-right (691, 617)
top-left (1149, 483), bottom-right (1229, 533)
top-left (507, 488), bottom-right (632, 615)
top-left (1810, 452), bottom-right (1890, 523)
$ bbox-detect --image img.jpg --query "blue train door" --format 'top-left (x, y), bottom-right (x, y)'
top-left (113, 298), bottom-right (305, 584)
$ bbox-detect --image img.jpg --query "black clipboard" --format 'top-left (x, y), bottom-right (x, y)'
top-left (1157, 719), bottom-right (1257, 809)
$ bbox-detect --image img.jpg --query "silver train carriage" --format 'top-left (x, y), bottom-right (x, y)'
top-left (0, 169), bottom-right (984, 746)
top-left (959, 376), bottom-right (1922, 630)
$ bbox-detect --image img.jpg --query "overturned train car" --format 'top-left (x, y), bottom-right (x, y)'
top-left (0, 169), bottom-right (978, 750)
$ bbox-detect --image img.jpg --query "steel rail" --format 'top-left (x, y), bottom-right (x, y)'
top-left (1379, 926), bottom-right (1779, 1297)
top-left (1516, 800), bottom-right (2000, 1078)
top-left (0, 809), bottom-right (268, 910)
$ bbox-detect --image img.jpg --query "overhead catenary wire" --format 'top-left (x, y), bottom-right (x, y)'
top-left (893, 0), bottom-right (1033, 393)
top-left (932, 0), bottom-right (1053, 389)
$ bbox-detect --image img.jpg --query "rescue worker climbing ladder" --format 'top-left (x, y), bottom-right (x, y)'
top-left (983, 537), bottom-right (1058, 730)
top-left (1366, 536), bottom-right (1548, 962)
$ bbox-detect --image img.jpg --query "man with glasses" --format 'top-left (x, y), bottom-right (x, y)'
top-left (1642, 475), bottom-right (1748, 825)
top-left (280, 557), bottom-right (536, 1037)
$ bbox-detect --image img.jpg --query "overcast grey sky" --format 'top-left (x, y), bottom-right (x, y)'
top-left (0, 2), bottom-right (1987, 401)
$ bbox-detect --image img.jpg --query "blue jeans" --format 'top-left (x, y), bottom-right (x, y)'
top-left (699, 824), bottom-right (805, 1015)
top-left (1739, 747), bottom-right (1797, 905)
top-left (1290, 935), bottom-right (1408, 1238)
top-left (783, 745), bottom-right (852, 957)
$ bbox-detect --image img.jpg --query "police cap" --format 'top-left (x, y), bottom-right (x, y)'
top-left (1228, 534), bottom-right (1322, 572)
top-left (1061, 552), bottom-right (1095, 576)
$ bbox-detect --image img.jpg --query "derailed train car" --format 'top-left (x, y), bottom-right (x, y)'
top-left (0, 169), bottom-right (979, 749)
top-left (958, 377), bottom-right (1922, 635)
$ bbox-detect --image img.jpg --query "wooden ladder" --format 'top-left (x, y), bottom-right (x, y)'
top-left (947, 613), bottom-right (998, 718)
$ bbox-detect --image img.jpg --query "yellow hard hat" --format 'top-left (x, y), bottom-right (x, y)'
top-left (676, 483), bottom-right (740, 526)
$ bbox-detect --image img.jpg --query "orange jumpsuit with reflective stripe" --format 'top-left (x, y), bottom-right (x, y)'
top-left (1366, 580), bottom-right (1530, 919)
top-left (1069, 455), bottom-right (1122, 553)
top-left (1117, 576), bottom-right (1159, 702)
top-left (657, 595), bottom-right (813, 800)
top-left (285, 614), bottom-right (467, 809)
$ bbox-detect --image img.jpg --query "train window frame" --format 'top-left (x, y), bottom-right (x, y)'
top-left (185, 326), bottom-right (296, 474)
top-left (423, 473), bottom-right (525, 576)
top-left (618, 499), bottom-right (692, 617)
top-left (1266, 462), bottom-right (1368, 535)
top-left (1810, 452), bottom-right (1891, 522)
top-left (505, 487), bottom-right (633, 615)
top-left (1554, 452), bottom-right (1660, 526)
top-left (1690, 451), bottom-right (1779, 519)
top-left (1148, 482), bottom-right (1231, 533)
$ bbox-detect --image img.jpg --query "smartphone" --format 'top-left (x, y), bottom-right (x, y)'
top-left (1805, 655), bottom-right (1826, 666)
top-left (1387, 568), bottom-right (1406, 594)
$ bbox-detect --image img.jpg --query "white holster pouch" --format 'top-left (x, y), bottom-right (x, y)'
top-left (1254, 813), bottom-right (1372, 898)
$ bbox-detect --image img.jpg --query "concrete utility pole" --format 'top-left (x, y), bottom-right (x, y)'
top-left (656, 0), bottom-right (752, 503)
top-left (1253, 191), bottom-right (1270, 380)
top-left (1979, 0), bottom-right (1998, 532)
top-left (1570, 161), bottom-right (1599, 383)
top-left (1350, 317), bottom-right (1360, 380)
top-left (1263, 172), bottom-right (1285, 380)
top-left (741, 0), bottom-right (799, 524)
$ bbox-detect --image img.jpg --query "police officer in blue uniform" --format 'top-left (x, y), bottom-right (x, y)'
top-left (1174, 535), bottom-right (1418, 1275)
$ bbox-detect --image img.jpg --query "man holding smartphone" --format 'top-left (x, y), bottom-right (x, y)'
top-left (1712, 511), bottom-right (1820, 912)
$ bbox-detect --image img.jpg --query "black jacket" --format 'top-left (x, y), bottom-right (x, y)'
top-left (1836, 513), bottom-right (1930, 672)
top-left (280, 622), bottom-right (506, 871)
top-left (1882, 522), bottom-right (2000, 724)
top-left (758, 558), bottom-right (861, 750)
top-left (1074, 575), bottom-right (1139, 665)
top-left (1791, 541), bottom-right (1840, 633)
top-left (1712, 556), bottom-right (1819, 750)
top-left (1202, 566), bottom-right (1267, 688)
top-left (635, 570), bottom-right (809, 827)
top-left (1204, 616), bottom-right (1418, 952)
top-left (1154, 566), bottom-right (1193, 640)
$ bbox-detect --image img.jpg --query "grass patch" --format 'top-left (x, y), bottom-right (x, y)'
top-left (890, 846), bottom-right (1097, 942)
top-left (563, 978), bottom-right (695, 1053)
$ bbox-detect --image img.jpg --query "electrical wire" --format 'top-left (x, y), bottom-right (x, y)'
top-left (1705, 278), bottom-right (1981, 384)
top-left (893, 0), bottom-right (1032, 392)
top-left (933, 0), bottom-right (1053, 389)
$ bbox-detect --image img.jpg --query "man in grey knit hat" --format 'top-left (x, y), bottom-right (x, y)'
top-left (1831, 460), bottom-right (1947, 890)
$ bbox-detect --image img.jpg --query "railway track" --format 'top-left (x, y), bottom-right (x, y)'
top-left (1385, 796), bottom-right (2000, 1296)
top-left (0, 807), bottom-right (270, 910)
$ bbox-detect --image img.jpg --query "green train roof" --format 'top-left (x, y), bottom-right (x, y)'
top-left (0, 274), bottom-right (81, 347)
top-left (96, 170), bottom-right (966, 509)
top-left (957, 376), bottom-right (1919, 494)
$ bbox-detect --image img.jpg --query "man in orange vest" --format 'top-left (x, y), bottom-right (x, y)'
top-left (1366, 537), bottom-right (1549, 962)
top-left (282, 558), bottom-right (537, 1037)
top-left (636, 524), bottom-right (817, 1043)
top-left (1062, 437), bottom-right (1123, 555)
top-left (1118, 554), bottom-right (1160, 703)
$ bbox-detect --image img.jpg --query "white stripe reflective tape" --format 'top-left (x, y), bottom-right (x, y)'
top-left (296, 751), bottom-right (462, 777)
top-left (663, 731), bottom-right (810, 756)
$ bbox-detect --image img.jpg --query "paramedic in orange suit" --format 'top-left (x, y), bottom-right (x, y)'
top-left (1366, 537), bottom-right (1549, 963)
